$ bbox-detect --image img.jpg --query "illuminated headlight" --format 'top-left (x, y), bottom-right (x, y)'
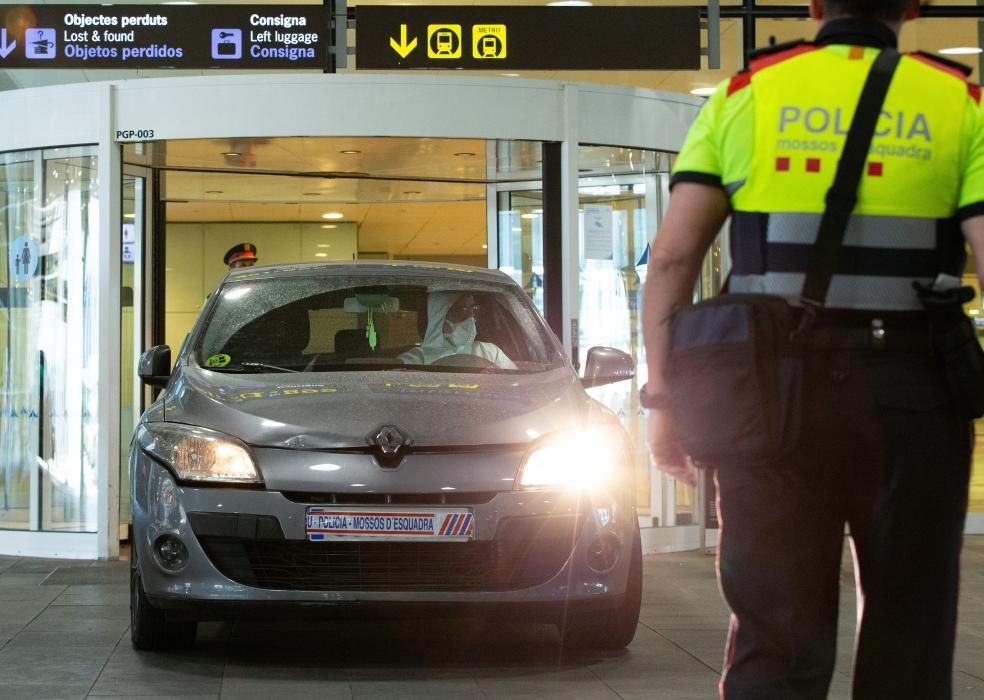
top-left (517, 426), bottom-right (628, 490)
top-left (137, 423), bottom-right (262, 484)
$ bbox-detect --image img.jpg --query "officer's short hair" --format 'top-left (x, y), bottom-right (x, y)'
top-left (820, 0), bottom-right (911, 23)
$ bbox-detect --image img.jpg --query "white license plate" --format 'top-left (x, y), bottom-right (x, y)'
top-left (305, 507), bottom-right (475, 541)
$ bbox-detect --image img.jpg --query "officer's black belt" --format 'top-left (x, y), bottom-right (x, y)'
top-left (808, 309), bottom-right (928, 328)
top-left (807, 324), bottom-right (931, 351)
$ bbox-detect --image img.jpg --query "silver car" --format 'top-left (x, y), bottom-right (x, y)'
top-left (129, 261), bottom-right (640, 650)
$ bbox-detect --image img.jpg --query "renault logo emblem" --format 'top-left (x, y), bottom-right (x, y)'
top-left (374, 426), bottom-right (407, 455)
top-left (370, 425), bottom-right (412, 460)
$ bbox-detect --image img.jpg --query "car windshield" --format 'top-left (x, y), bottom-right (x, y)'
top-left (194, 271), bottom-right (566, 374)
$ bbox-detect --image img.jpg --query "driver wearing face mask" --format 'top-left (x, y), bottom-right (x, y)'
top-left (399, 291), bottom-right (516, 369)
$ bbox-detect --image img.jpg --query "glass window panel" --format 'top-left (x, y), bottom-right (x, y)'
top-left (497, 190), bottom-right (545, 316)
top-left (571, 147), bottom-right (693, 524)
top-left (0, 152), bottom-right (37, 531)
top-left (494, 140), bottom-right (541, 181)
top-left (39, 149), bottom-right (99, 533)
top-left (120, 175), bottom-right (143, 529)
top-left (497, 146), bottom-right (698, 524)
top-left (577, 179), bottom-right (651, 515)
top-left (495, 140), bottom-right (545, 324)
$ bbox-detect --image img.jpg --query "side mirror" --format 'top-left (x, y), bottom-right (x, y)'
top-left (581, 346), bottom-right (635, 388)
top-left (138, 345), bottom-right (171, 388)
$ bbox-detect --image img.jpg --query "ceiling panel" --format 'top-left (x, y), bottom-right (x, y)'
top-left (154, 134), bottom-right (672, 257)
top-left (139, 136), bottom-right (496, 182)
top-left (165, 170), bottom-right (484, 204)
top-left (151, 138), bottom-right (653, 191)
top-left (156, 137), bottom-right (493, 257)
top-left (361, 204), bottom-right (434, 225)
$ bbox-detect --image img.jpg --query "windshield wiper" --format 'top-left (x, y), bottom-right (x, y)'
top-left (389, 365), bottom-right (502, 374)
top-left (237, 361), bottom-right (299, 373)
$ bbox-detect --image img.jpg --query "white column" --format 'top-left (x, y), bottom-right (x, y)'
top-left (485, 140), bottom-right (498, 268)
top-left (96, 84), bottom-right (122, 560)
top-left (560, 84), bottom-right (580, 364)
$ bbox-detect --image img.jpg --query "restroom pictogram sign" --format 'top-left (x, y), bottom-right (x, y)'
top-left (472, 24), bottom-right (506, 59)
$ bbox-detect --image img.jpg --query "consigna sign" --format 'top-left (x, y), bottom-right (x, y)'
top-left (0, 4), bottom-right (327, 69)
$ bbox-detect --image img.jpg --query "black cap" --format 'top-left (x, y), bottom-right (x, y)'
top-left (223, 242), bottom-right (258, 267)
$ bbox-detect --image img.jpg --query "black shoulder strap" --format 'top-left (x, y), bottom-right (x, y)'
top-left (799, 48), bottom-right (901, 308)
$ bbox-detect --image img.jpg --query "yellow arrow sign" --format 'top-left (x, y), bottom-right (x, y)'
top-left (389, 24), bottom-right (417, 59)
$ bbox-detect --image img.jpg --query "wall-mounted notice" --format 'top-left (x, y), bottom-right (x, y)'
top-left (583, 205), bottom-right (614, 260)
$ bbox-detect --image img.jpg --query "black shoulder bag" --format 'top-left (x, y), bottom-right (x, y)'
top-left (664, 48), bottom-right (901, 466)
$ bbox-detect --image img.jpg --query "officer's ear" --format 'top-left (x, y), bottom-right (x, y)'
top-left (808, 0), bottom-right (824, 21)
top-left (903, 0), bottom-right (920, 21)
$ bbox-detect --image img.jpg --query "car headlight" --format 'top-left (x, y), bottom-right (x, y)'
top-left (137, 423), bottom-right (262, 484)
top-left (517, 426), bottom-right (629, 490)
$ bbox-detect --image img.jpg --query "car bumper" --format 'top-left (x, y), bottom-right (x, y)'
top-left (132, 456), bottom-right (636, 619)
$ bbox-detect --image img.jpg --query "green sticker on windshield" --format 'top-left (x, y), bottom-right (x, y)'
top-left (205, 353), bottom-right (231, 368)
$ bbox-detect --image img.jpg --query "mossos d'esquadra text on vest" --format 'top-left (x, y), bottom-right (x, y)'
top-left (778, 105), bottom-right (933, 161)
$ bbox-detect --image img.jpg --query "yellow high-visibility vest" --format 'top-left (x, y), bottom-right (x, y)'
top-left (673, 37), bottom-right (984, 310)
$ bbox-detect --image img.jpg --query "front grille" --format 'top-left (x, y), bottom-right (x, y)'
top-left (194, 514), bottom-right (580, 592)
top-left (281, 491), bottom-right (498, 506)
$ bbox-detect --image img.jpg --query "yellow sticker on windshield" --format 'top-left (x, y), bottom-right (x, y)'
top-left (204, 353), bottom-right (231, 368)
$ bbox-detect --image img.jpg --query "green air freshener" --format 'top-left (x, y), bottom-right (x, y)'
top-left (366, 308), bottom-right (378, 351)
top-left (204, 353), bottom-right (231, 368)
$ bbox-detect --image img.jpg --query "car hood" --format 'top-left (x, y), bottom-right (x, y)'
top-left (156, 365), bottom-right (599, 448)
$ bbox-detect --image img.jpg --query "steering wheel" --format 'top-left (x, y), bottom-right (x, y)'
top-left (430, 353), bottom-right (497, 369)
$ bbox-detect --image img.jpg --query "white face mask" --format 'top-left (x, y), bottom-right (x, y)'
top-left (447, 317), bottom-right (477, 347)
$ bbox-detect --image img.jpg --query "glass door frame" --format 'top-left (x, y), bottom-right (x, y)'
top-left (1, 74), bottom-right (710, 557)
top-left (495, 168), bottom-right (697, 532)
top-left (121, 164), bottom-right (153, 541)
top-left (0, 148), bottom-right (43, 534)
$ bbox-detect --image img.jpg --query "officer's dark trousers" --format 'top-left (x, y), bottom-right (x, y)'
top-left (715, 348), bottom-right (972, 700)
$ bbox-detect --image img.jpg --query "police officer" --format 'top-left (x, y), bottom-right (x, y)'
top-left (641, 0), bottom-right (984, 696)
top-left (223, 242), bottom-right (258, 269)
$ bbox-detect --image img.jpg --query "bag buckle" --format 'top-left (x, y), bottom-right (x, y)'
top-left (871, 318), bottom-right (886, 350)
top-left (790, 301), bottom-right (818, 344)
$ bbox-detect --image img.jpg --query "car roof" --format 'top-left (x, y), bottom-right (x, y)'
top-left (224, 260), bottom-right (515, 285)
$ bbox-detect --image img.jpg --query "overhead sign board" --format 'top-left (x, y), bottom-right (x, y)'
top-left (0, 4), bottom-right (327, 69)
top-left (355, 6), bottom-right (701, 71)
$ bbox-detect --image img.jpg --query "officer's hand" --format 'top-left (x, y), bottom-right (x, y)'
top-left (646, 409), bottom-right (697, 487)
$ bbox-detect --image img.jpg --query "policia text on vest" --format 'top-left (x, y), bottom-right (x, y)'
top-left (778, 106), bottom-right (932, 160)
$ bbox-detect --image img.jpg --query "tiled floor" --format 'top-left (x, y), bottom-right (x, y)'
top-left (0, 538), bottom-right (982, 699)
